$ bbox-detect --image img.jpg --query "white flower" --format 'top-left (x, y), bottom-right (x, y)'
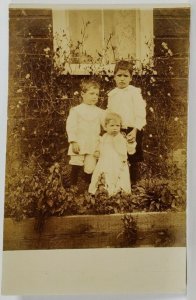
top-left (34, 130), bottom-right (37, 135)
top-left (149, 107), bottom-right (154, 113)
top-left (159, 154), bottom-right (163, 158)
top-left (16, 104), bottom-right (20, 108)
top-left (25, 74), bottom-right (30, 79)
top-left (18, 101), bottom-right (22, 104)
top-left (168, 49), bottom-right (173, 56)
top-left (105, 77), bottom-right (109, 82)
top-left (146, 145), bottom-right (149, 148)
top-left (153, 70), bottom-right (157, 75)
top-left (44, 47), bottom-right (50, 52)
top-left (45, 55), bottom-right (49, 58)
top-left (61, 95), bottom-right (68, 100)
top-left (22, 127), bottom-right (25, 131)
top-left (74, 91), bottom-right (79, 95)
top-left (149, 134), bottom-right (153, 138)
top-left (167, 93), bottom-right (171, 97)
top-left (174, 117), bottom-right (179, 121)
top-left (147, 91), bottom-right (151, 96)
top-left (161, 42), bottom-right (168, 49)
top-left (150, 77), bottom-right (156, 83)
top-left (16, 89), bottom-right (22, 93)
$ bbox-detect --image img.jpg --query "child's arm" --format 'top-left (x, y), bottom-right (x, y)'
top-left (127, 141), bottom-right (137, 155)
top-left (99, 109), bottom-right (107, 131)
top-left (126, 88), bottom-right (146, 142)
top-left (133, 87), bottom-right (146, 131)
top-left (127, 128), bottom-right (137, 143)
top-left (66, 108), bottom-right (80, 154)
top-left (93, 136), bottom-right (102, 159)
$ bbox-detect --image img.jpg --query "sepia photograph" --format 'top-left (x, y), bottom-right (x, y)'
top-left (1, 2), bottom-right (192, 296)
top-left (3, 5), bottom-right (189, 253)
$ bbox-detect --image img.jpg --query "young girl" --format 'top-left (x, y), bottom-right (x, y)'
top-left (66, 79), bottom-right (105, 186)
top-left (89, 112), bottom-right (136, 196)
top-left (107, 60), bottom-right (146, 185)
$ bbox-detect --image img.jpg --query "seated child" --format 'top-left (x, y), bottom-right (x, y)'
top-left (66, 78), bottom-right (105, 186)
top-left (89, 112), bottom-right (136, 196)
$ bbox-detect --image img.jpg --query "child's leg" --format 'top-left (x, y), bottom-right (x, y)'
top-left (69, 155), bottom-right (84, 185)
top-left (83, 154), bottom-right (97, 184)
top-left (70, 165), bottom-right (82, 185)
top-left (84, 173), bottom-right (92, 184)
top-left (129, 162), bottom-right (138, 185)
top-left (128, 129), bottom-right (144, 185)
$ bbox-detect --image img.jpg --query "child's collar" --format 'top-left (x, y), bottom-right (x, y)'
top-left (108, 85), bottom-right (132, 96)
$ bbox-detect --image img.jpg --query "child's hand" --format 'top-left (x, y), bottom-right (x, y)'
top-left (94, 150), bottom-right (100, 159)
top-left (127, 128), bottom-right (137, 143)
top-left (71, 142), bottom-right (80, 154)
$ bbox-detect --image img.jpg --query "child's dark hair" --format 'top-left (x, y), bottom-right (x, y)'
top-left (80, 78), bottom-right (100, 93)
top-left (104, 112), bottom-right (122, 127)
top-left (114, 60), bottom-right (134, 76)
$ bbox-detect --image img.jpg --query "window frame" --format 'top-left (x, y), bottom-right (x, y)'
top-left (52, 8), bottom-right (154, 75)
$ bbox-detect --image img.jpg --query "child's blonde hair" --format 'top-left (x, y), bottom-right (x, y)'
top-left (80, 78), bottom-right (100, 93)
top-left (104, 112), bottom-right (122, 127)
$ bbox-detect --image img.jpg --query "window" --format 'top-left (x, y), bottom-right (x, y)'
top-left (52, 9), bottom-right (153, 74)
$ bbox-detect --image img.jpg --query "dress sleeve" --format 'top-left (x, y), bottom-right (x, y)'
top-left (133, 88), bottom-right (146, 130)
top-left (100, 109), bottom-right (107, 129)
top-left (66, 108), bottom-right (78, 142)
top-left (107, 89), bottom-right (115, 111)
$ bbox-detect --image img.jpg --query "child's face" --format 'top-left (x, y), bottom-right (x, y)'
top-left (114, 69), bottom-right (132, 89)
top-left (81, 87), bottom-right (99, 105)
top-left (105, 119), bottom-right (121, 136)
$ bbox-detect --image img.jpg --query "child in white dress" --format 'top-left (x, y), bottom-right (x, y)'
top-left (66, 79), bottom-right (105, 186)
top-left (107, 60), bottom-right (146, 184)
top-left (89, 113), bottom-right (136, 196)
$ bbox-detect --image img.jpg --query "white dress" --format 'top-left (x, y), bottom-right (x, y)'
top-left (89, 133), bottom-right (135, 196)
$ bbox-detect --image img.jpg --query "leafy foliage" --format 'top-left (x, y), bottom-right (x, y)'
top-left (117, 214), bottom-right (138, 247)
top-left (5, 22), bottom-right (187, 224)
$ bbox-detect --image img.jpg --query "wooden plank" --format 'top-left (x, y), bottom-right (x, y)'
top-left (154, 37), bottom-right (190, 57)
top-left (9, 9), bottom-right (52, 18)
top-left (153, 8), bottom-right (190, 18)
top-left (172, 58), bottom-right (189, 77)
top-left (170, 78), bottom-right (189, 97)
top-left (3, 212), bottom-right (186, 250)
top-left (154, 58), bottom-right (189, 78)
top-left (9, 17), bottom-right (52, 37)
top-left (8, 56), bottom-right (53, 86)
top-left (9, 38), bottom-right (52, 55)
top-left (154, 18), bottom-right (190, 38)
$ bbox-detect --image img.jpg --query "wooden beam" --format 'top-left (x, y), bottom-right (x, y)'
top-left (3, 212), bottom-right (186, 250)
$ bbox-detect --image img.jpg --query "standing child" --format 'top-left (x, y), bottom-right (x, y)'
top-left (107, 60), bottom-right (146, 185)
top-left (89, 112), bottom-right (136, 196)
top-left (66, 79), bottom-right (104, 186)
